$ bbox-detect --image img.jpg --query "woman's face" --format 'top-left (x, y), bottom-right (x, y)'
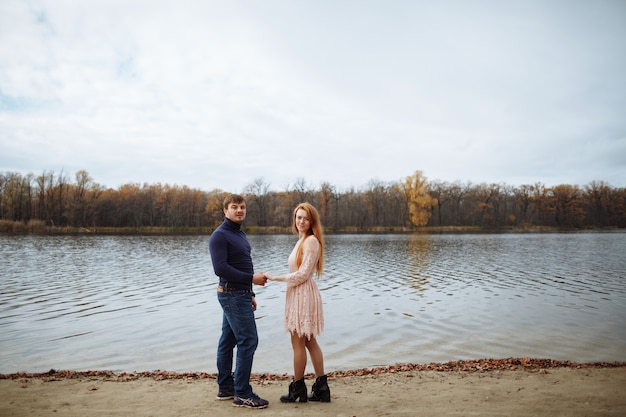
top-left (295, 208), bottom-right (311, 234)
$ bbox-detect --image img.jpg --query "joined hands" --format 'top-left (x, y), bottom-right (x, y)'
top-left (252, 272), bottom-right (267, 286)
top-left (253, 272), bottom-right (277, 286)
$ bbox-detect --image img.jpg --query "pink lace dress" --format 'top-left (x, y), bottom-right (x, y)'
top-left (272, 236), bottom-right (324, 339)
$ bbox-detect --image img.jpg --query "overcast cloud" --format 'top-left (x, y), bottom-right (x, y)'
top-left (1, 0), bottom-right (625, 192)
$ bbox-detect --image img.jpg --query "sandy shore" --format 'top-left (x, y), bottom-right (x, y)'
top-left (2, 359), bottom-right (625, 417)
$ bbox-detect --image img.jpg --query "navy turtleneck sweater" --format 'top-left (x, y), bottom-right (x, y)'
top-left (208, 217), bottom-right (254, 290)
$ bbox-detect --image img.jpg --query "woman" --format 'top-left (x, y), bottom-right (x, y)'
top-left (266, 202), bottom-right (330, 403)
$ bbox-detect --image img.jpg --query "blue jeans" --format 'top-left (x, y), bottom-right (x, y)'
top-left (216, 290), bottom-right (258, 397)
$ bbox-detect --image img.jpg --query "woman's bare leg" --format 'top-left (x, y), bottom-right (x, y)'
top-left (291, 332), bottom-right (307, 380)
top-left (305, 336), bottom-right (325, 377)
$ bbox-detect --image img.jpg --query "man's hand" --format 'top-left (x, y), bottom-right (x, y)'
top-left (252, 272), bottom-right (267, 286)
top-left (251, 296), bottom-right (257, 311)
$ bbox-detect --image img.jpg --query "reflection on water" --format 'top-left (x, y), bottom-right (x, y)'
top-left (407, 236), bottom-right (431, 296)
top-left (0, 232), bottom-right (625, 374)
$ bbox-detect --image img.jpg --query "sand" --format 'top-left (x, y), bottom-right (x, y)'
top-left (2, 359), bottom-right (625, 417)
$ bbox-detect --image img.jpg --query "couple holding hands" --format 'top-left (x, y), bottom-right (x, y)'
top-left (209, 195), bottom-right (329, 409)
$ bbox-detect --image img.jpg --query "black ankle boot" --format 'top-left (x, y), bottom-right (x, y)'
top-left (308, 375), bottom-right (331, 402)
top-left (280, 378), bottom-right (308, 403)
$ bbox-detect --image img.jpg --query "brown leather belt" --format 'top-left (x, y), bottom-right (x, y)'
top-left (217, 286), bottom-right (252, 293)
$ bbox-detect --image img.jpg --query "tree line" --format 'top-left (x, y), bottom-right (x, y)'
top-left (1, 169), bottom-right (625, 233)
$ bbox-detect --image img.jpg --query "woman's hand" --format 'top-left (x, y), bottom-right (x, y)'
top-left (265, 272), bottom-right (275, 281)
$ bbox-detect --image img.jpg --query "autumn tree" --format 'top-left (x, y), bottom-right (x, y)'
top-left (266, 189), bottom-right (294, 228)
top-left (513, 184), bottom-right (534, 225)
top-left (551, 184), bottom-right (584, 227)
top-left (475, 183), bottom-right (506, 227)
top-left (610, 187), bottom-right (626, 227)
top-left (403, 170), bottom-right (435, 227)
top-left (528, 183), bottom-right (552, 226)
top-left (584, 181), bottom-right (611, 226)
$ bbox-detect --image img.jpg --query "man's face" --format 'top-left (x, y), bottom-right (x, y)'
top-left (224, 202), bottom-right (246, 224)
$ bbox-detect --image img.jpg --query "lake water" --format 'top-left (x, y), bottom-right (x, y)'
top-left (1, 232), bottom-right (625, 375)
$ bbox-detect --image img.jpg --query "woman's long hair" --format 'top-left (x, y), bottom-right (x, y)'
top-left (293, 202), bottom-right (324, 277)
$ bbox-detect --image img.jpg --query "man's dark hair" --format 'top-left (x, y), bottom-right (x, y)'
top-left (223, 194), bottom-right (246, 209)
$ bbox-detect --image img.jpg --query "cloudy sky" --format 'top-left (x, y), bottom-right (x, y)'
top-left (1, 0), bottom-right (625, 193)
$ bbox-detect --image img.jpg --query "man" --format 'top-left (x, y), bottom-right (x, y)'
top-left (209, 194), bottom-right (269, 409)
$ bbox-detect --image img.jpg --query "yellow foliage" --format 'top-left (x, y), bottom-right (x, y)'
top-left (404, 170), bottom-right (435, 227)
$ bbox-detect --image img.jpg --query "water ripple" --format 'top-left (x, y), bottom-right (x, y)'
top-left (0, 232), bottom-right (625, 374)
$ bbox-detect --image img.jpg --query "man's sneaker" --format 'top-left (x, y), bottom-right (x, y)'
top-left (216, 389), bottom-right (234, 400)
top-left (232, 392), bottom-right (269, 409)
